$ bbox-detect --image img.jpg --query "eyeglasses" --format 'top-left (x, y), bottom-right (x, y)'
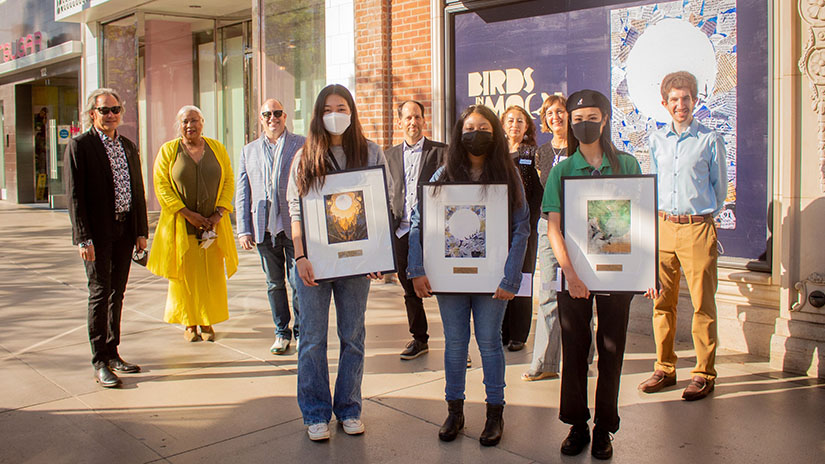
top-left (590, 168), bottom-right (602, 177)
top-left (95, 106), bottom-right (122, 115)
top-left (261, 110), bottom-right (284, 119)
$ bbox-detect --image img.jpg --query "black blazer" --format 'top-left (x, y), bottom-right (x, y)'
top-left (65, 128), bottom-right (149, 245)
top-left (385, 137), bottom-right (447, 230)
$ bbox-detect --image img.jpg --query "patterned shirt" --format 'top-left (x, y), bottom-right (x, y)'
top-left (95, 127), bottom-right (132, 213)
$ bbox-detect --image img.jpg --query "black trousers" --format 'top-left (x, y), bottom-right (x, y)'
top-left (558, 291), bottom-right (633, 433)
top-left (501, 214), bottom-right (539, 344)
top-left (393, 232), bottom-right (428, 343)
top-left (501, 296), bottom-right (532, 344)
top-left (83, 218), bottom-right (134, 368)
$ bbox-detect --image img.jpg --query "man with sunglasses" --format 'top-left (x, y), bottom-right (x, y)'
top-left (236, 99), bottom-right (305, 354)
top-left (65, 88), bottom-right (149, 388)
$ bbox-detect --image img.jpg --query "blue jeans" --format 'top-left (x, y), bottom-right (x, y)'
top-left (296, 275), bottom-right (370, 425)
top-left (256, 232), bottom-right (299, 339)
top-left (436, 293), bottom-right (508, 405)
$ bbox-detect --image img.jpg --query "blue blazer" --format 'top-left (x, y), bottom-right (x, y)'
top-left (235, 131), bottom-right (305, 243)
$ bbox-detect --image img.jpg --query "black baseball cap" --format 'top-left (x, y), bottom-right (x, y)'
top-left (566, 89), bottom-right (611, 114)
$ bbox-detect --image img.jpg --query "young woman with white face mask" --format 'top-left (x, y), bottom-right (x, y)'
top-left (286, 84), bottom-right (387, 442)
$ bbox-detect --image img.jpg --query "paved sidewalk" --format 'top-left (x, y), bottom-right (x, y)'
top-left (0, 201), bottom-right (823, 464)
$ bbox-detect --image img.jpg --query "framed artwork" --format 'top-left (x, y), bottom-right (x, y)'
top-left (300, 166), bottom-right (396, 282)
top-left (420, 183), bottom-right (510, 293)
top-left (561, 174), bottom-right (658, 294)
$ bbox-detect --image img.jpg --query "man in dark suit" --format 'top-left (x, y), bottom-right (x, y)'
top-left (236, 98), bottom-right (306, 355)
top-left (385, 100), bottom-right (447, 360)
top-left (65, 88), bottom-right (149, 388)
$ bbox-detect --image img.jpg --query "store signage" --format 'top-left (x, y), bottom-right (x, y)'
top-left (468, 67), bottom-right (550, 118)
top-left (2, 32), bottom-right (44, 63)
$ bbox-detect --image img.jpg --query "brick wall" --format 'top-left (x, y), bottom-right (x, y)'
top-left (355, 0), bottom-right (434, 149)
top-left (354, 0), bottom-right (392, 148)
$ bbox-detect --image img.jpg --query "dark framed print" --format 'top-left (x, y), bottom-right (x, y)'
top-left (561, 174), bottom-right (658, 294)
top-left (300, 166), bottom-right (396, 282)
top-left (420, 182), bottom-right (509, 293)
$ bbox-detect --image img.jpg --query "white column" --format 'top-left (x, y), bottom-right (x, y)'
top-left (81, 21), bottom-right (100, 109)
top-left (325, 0), bottom-right (355, 93)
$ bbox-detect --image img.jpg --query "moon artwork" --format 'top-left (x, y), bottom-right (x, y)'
top-left (324, 191), bottom-right (369, 244)
top-left (610, 0), bottom-right (737, 229)
top-left (444, 205), bottom-right (486, 258)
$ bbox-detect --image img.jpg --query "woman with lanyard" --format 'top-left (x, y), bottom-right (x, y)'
top-left (499, 105), bottom-right (543, 353)
top-left (541, 89), bottom-right (648, 460)
top-left (524, 94), bottom-right (595, 381)
top-left (408, 104), bottom-right (529, 446)
top-left (286, 84), bottom-right (387, 441)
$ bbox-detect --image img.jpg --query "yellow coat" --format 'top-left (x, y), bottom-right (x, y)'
top-left (147, 137), bottom-right (238, 280)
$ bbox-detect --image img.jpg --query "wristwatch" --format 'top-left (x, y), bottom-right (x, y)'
top-left (79, 239), bottom-right (94, 248)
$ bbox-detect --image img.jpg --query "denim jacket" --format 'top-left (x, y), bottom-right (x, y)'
top-left (406, 167), bottom-right (530, 293)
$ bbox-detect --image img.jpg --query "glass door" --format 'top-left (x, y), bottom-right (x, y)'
top-left (217, 21), bottom-right (253, 170)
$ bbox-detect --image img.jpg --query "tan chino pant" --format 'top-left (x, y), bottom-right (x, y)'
top-left (653, 216), bottom-right (718, 380)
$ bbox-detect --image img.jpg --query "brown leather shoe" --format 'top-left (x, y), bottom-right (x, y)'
top-left (637, 370), bottom-right (676, 393)
top-left (682, 376), bottom-right (715, 401)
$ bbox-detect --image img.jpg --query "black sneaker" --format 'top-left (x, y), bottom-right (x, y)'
top-left (591, 426), bottom-right (613, 460)
top-left (560, 424), bottom-right (590, 456)
top-left (400, 340), bottom-right (429, 360)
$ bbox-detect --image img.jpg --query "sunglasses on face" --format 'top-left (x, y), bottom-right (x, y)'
top-left (261, 110), bottom-right (284, 119)
top-left (95, 106), bottom-right (122, 115)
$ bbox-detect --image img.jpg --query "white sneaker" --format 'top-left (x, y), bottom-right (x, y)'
top-left (270, 336), bottom-right (290, 355)
top-left (307, 422), bottom-right (330, 441)
top-left (341, 418), bottom-right (365, 435)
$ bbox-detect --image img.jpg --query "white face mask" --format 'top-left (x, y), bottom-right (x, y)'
top-left (323, 112), bottom-right (351, 135)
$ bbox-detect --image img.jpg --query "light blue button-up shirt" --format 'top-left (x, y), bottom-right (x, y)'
top-left (264, 132), bottom-right (286, 235)
top-left (649, 118), bottom-right (728, 216)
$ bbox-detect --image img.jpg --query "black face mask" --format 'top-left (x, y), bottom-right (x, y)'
top-left (571, 120), bottom-right (602, 145)
top-left (461, 130), bottom-right (494, 156)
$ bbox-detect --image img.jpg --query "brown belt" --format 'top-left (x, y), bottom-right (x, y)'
top-left (114, 212), bottom-right (129, 222)
top-left (658, 211), bottom-right (711, 224)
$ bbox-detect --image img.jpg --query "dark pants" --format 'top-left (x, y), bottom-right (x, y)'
top-left (83, 218), bottom-right (134, 369)
top-left (502, 212), bottom-right (538, 344)
top-left (558, 292), bottom-right (633, 433)
top-left (501, 296), bottom-right (532, 344)
top-left (257, 231), bottom-right (299, 339)
top-left (394, 232), bottom-right (428, 343)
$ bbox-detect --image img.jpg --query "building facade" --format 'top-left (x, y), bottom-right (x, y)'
top-left (0, 0), bottom-right (821, 377)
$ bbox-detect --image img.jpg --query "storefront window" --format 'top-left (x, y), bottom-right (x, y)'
top-left (450, 0), bottom-right (770, 265)
top-left (262, 0), bottom-right (326, 136)
top-left (102, 16), bottom-right (139, 143)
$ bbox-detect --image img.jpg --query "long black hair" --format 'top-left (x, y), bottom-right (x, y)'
top-left (437, 105), bottom-right (523, 209)
top-left (296, 84), bottom-right (369, 195)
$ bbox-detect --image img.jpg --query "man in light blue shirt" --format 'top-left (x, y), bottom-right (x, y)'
top-left (639, 71), bottom-right (727, 402)
top-left (236, 99), bottom-right (306, 354)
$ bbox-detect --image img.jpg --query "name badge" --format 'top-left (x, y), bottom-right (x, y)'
top-left (519, 158), bottom-right (532, 165)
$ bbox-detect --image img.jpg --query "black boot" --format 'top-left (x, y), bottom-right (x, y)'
top-left (479, 403), bottom-right (504, 446)
top-left (591, 426), bottom-right (613, 460)
top-left (560, 423), bottom-right (590, 456)
top-left (438, 399), bottom-right (464, 441)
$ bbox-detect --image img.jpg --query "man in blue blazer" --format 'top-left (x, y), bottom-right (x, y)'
top-left (236, 99), bottom-right (306, 354)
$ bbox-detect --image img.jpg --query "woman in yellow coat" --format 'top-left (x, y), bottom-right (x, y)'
top-left (147, 105), bottom-right (238, 342)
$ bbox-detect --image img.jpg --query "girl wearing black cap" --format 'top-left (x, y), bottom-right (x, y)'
top-left (540, 89), bottom-right (642, 459)
top-left (407, 104), bottom-right (529, 446)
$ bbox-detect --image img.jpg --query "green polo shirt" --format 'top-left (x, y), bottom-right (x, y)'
top-left (541, 148), bottom-right (642, 213)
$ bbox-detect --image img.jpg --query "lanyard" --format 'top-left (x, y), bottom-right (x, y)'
top-left (326, 149), bottom-right (343, 172)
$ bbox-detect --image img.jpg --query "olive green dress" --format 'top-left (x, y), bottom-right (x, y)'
top-left (163, 143), bottom-right (228, 326)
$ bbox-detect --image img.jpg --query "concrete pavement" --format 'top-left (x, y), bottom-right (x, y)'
top-left (0, 201), bottom-right (823, 463)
